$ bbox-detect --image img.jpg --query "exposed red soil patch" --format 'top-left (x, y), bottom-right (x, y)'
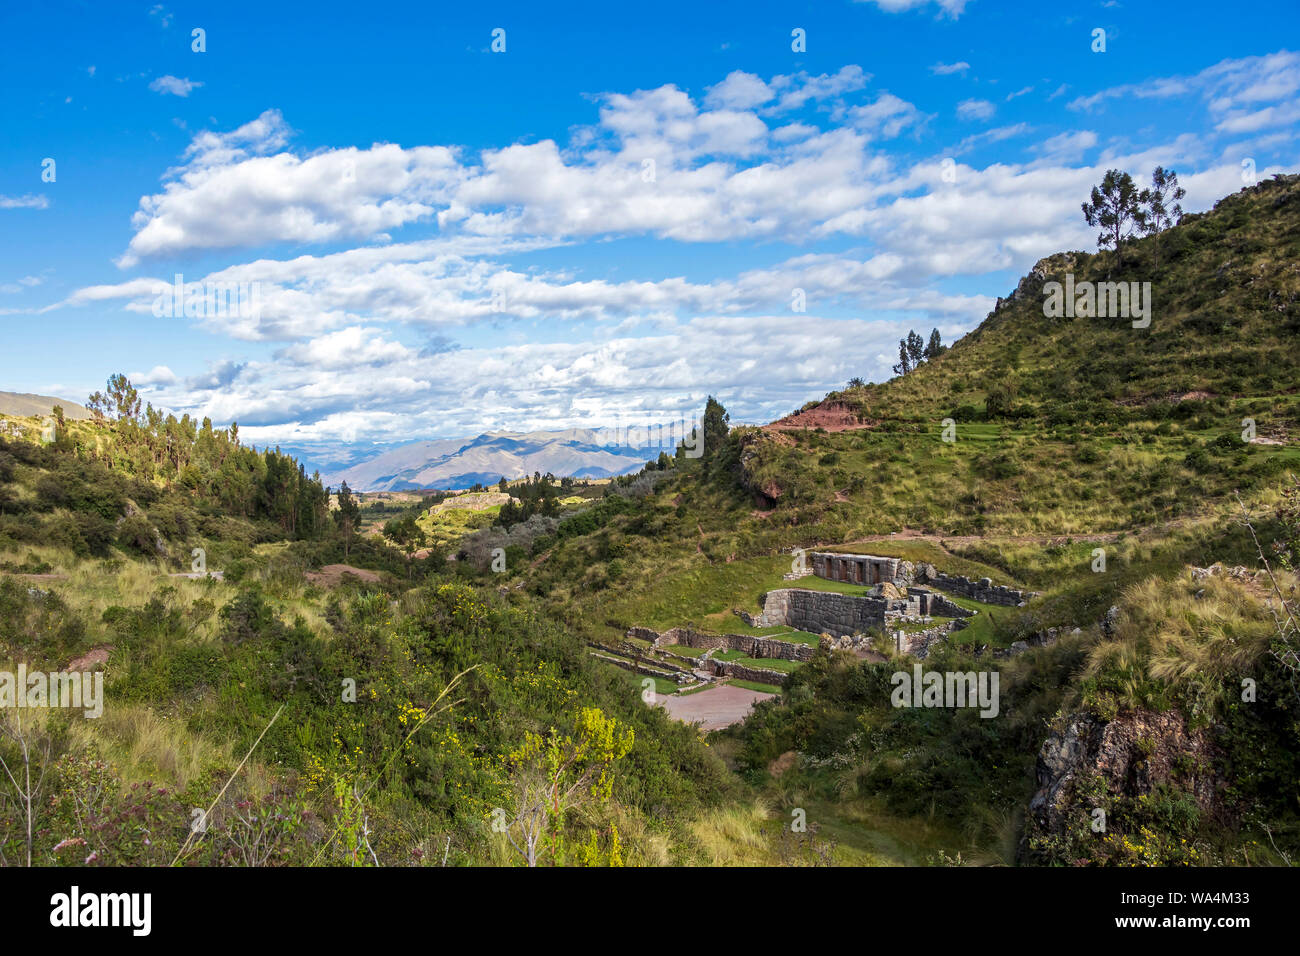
top-left (68, 645), bottom-right (113, 671)
top-left (765, 401), bottom-right (876, 433)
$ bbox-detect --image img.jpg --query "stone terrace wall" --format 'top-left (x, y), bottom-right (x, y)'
top-left (806, 550), bottom-right (1035, 609)
top-left (589, 650), bottom-right (692, 684)
top-left (706, 658), bottom-right (788, 686)
top-left (756, 588), bottom-right (889, 637)
top-left (745, 635), bottom-right (815, 662)
top-left (629, 626), bottom-right (815, 662)
top-left (891, 625), bottom-right (951, 659)
top-left (909, 587), bottom-right (974, 618)
top-left (920, 570), bottom-right (1035, 607)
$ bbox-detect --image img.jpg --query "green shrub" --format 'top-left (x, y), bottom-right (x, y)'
top-left (116, 514), bottom-right (158, 557)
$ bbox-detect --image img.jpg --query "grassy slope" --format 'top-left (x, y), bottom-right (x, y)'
top-left (508, 175), bottom-right (1300, 864)
top-left (0, 419), bottom-right (742, 867)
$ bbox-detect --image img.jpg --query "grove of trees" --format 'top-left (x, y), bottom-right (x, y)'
top-left (1082, 166), bottom-right (1186, 265)
top-left (78, 373), bottom-right (332, 538)
top-left (892, 327), bottom-right (945, 377)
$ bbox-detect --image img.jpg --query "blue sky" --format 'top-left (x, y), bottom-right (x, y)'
top-left (2, 0), bottom-right (1297, 449)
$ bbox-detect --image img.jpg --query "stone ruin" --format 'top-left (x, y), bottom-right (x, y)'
top-left (809, 551), bottom-right (903, 586)
top-left (740, 550), bottom-right (1041, 656)
top-left (741, 585), bottom-right (973, 635)
top-left (606, 550), bottom-right (1043, 683)
top-left (808, 551), bottom-right (1036, 608)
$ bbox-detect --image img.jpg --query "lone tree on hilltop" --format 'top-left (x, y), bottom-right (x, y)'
top-left (701, 396), bottom-right (729, 458)
top-left (1082, 169), bottom-right (1149, 266)
top-left (924, 328), bottom-right (945, 360)
top-left (1144, 166), bottom-right (1185, 235)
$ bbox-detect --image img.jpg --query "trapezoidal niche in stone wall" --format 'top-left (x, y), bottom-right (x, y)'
top-left (809, 551), bottom-right (902, 586)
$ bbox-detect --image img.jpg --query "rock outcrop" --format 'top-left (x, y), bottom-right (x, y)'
top-left (994, 251), bottom-right (1086, 313)
top-left (1027, 709), bottom-right (1223, 841)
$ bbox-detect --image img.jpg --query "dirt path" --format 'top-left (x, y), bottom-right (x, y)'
top-left (842, 529), bottom-right (1122, 547)
top-left (840, 514), bottom-right (1209, 550)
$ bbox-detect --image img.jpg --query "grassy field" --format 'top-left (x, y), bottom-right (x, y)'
top-left (415, 501), bottom-right (501, 548)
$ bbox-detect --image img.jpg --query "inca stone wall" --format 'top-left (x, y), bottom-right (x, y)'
top-left (891, 624), bottom-right (954, 658)
top-left (809, 551), bottom-right (902, 586)
top-left (807, 551), bottom-right (1036, 608)
top-left (588, 650), bottom-right (693, 684)
top-left (745, 634), bottom-right (815, 661)
top-left (628, 626), bottom-right (815, 662)
top-left (755, 588), bottom-right (890, 637)
top-left (705, 658), bottom-right (788, 685)
top-left (920, 571), bottom-right (1034, 607)
top-left (908, 586), bottom-right (972, 618)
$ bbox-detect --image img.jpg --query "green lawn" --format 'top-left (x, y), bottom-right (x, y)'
top-left (943, 596), bottom-right (1019, 646)
top-left (762, 629), bottom-right (822, 646)
top-left (729, 679), bottom-right (783, 694)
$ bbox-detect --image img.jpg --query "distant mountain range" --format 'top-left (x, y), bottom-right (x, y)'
top-left (0, 390), bottom-right (92, 420)
top-left (0, 389), bottom-right (690, 492)
top-left (313, 427), bottom-right (685, 492)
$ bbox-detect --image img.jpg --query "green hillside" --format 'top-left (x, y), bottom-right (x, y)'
top-left (858, 172), bottom-right (1300, 417)
top-left (512, 174), bottom-right (1300, 865)
top-left (1, 174), bottom-right (1297, 867)
top-left (0, 389), bottom-right (742, 866)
